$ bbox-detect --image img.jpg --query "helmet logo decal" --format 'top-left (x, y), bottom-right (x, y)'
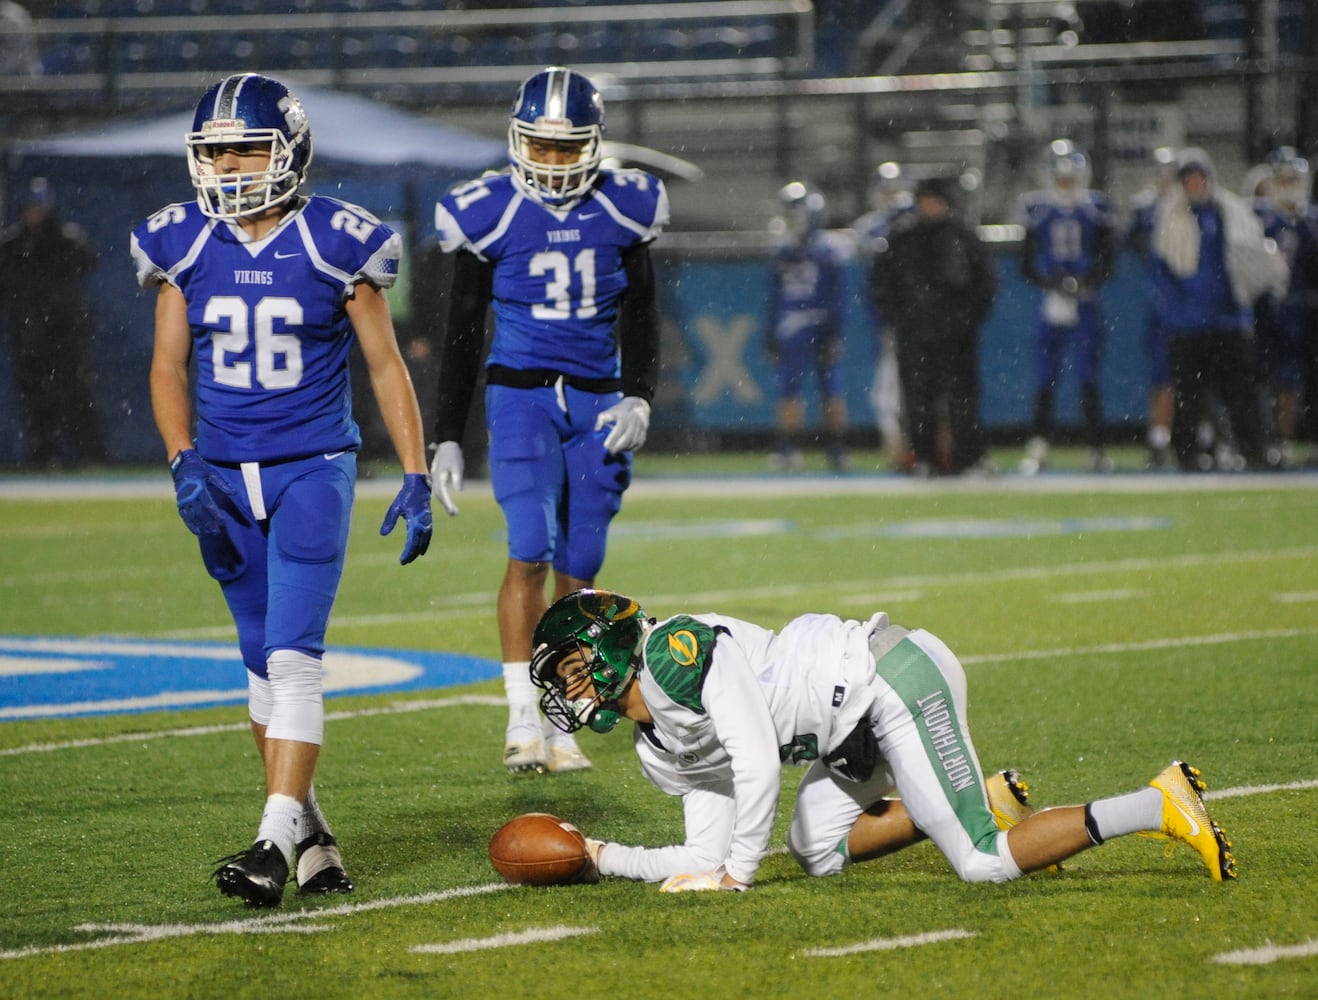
top-left (667, 630), bottom-right (700, 667)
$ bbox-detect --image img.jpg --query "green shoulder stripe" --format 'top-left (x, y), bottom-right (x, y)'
top-left (643, 616), bottom-right (722, 713)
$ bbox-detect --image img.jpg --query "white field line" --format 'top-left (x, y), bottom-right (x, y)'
top-left (142, 543), bottom-right (1318, 640)
top-left (0, 770), bottom-right (1310, 963)
top-left (5, 621), bottom-right (1318, 757)
top-left (4, 472), bottom-right (1316, 503)
top-left (1212, 938), bottom-right (1318, 966)
top-left (410, 925), bottom-right (599, 955)
top-left (802, 928), bottom-right (979, 957)
top-left (0, 884), bottom-right (509, 961)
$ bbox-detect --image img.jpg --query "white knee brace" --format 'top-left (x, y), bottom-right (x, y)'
top-left (265, 649), bottom-right (325, 745)
top-left (247, 671), bottom-right (273, 726)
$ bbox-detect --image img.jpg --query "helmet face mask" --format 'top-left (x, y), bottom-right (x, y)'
top-left (508, 66), bottom-right (605, 206)
top-left (187, 74), bottom-right (312, 220)
top-left (530, 590), bottom-right (647, 734)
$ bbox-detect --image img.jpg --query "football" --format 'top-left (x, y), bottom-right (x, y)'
top-left (488, 812), bottom-right (591, 886)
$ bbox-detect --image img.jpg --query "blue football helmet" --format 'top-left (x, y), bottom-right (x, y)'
top-left (187, 73), bottom-right (313, 220)
top-left (1047, 138), bottom-right (1090, 192)
top-left (868, 160), bottom-right (913, 215)
top-left (530, 589), bottom-right (649, 734)
top-left (1267, 145), bottom-right (1311, 212)
top-left (508, 66), bottom-right (605, 206)
top-left (779, 180), bottom-right (826, 239)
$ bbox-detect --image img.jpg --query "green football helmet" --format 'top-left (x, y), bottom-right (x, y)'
top-left (530, 589), bottom-right (648, 734)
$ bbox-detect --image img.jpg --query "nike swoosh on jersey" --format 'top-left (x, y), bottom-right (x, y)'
top-left (1169, 798), bottom-right (1201, 837)
top-left (577, 212), bottom-right (601, 220)
top-left (274, 251), bottom-right (301, 259)
top-left (323, 451), bottom-right (347, 460)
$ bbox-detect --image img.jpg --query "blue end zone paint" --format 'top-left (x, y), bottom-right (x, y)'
top-left (0, 638), bottom-right (499, 721)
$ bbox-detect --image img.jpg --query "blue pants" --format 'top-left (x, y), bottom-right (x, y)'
top-left (1034, 302), bottom-right (1103, 391)
top-left (485, 383), bottom-right (631, 580)
top-left (198, 452), bottom-right (356, 678)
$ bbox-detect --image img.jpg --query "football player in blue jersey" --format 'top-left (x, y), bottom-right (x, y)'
top-left (427, 66), bottom-right (669, 775)
top-left (1017, 140), bottom-right (1118, 474)
top-left (1251, 147), bottom-right (1318, 466)
top-left (1125, 146), bottom-right (1178, 469)
top-left (134, 73), bottom-right (434, 907)
top-left (767, 181), bottom-right (851, 472)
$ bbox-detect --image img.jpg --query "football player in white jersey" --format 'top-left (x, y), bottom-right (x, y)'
top-left (134, 73), bottom-right (433, 907)
top-left (531, 591), bottom-right (1237, 890)
top-left (428, 67), bottom-right (669, 775)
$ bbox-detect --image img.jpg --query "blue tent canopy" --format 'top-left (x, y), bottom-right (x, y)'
top-left (0, 86), bottom-right (506, 465)
top-left (11, 85), bottom-right (507, 176)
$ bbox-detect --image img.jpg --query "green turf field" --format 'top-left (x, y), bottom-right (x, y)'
top-left (2, 452), bottom-right (1316, 998)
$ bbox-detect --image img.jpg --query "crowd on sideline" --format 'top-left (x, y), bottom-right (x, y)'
top-left (772, 141), bottom-right (1316, 475)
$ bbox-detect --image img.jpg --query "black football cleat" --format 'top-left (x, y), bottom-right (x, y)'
top-left (213, 839), bottom-right (289, 907)
top-left (295, 832), bottom-right (354, 894)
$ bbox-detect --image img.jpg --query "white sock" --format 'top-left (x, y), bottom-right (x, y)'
top-left (255, 793), bottom-right (303, 865)
top-left (1084, 787), bottom-right (1162, 844)
top-left (302, 784), bottom-right (332, 842)
top-left (503, 660), bottom-right (539, 727)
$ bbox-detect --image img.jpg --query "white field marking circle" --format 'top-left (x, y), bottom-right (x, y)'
top-left (802, 928), bottom-right (978, 957)
top-left (1212, 938), bottom-right (1318, 966)
top-left (410, 925), bottom-right (599, 954)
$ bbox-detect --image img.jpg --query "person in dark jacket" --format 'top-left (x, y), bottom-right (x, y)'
top-left (871, 177), bottom-right (997, 475)
top-left (0, 177), bottom-right (107, 468)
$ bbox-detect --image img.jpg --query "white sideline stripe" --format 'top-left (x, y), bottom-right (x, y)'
top-left (803, 928), bottom-right (978, 957)
top-left (0, 695), bottom-right (507, 757)
top-left (3, 472), bottom-right (1315, 503)
top-left (410, 925), bottom-right (599, 955)
top-left (1212, 938), bottom-right (1318, 966)
top-left (0, 884), bottom-right (509, 961)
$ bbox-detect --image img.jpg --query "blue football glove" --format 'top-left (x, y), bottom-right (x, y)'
top-left (169, 449), bottom-right (235, 537)
top-left (380, 473), bottom-right (433, 565)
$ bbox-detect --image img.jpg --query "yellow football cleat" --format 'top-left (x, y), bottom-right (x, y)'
top-left (987, 769), bottom-right (1061, 873)
top-left (1149, 760), bottom-right (1238, 881)
top-left (986, 769), bottom-right (1033, 830)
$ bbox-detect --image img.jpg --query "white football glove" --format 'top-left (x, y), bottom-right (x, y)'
top-left (594, 396), bottom-right (651, 454)
top-left (428, 441), bottom-right (464, 517)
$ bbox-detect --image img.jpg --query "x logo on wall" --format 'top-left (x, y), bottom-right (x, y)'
top-left (691, 314), bottom-right (762, 405)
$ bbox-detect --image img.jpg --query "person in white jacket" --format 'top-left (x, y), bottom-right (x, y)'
top-left (1151, 147), bottom-right (1289, 470)
top-left (529, 590), bottom-right (1238, 891)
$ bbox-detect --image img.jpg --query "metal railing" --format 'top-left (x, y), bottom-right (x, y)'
top-left (0, 0), bottom-right (815, 109)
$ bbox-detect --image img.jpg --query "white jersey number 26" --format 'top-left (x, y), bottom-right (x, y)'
top-left (205, 295), bottom-right (305, 390)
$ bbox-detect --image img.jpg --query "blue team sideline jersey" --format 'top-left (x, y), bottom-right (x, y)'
top-left (1018, 189), bottom-right (1114, 292)
top-left (131, 196), bottom-right (401, 463)
top-left (769, 228), bottom-right (846, 343)
top-left (433, 168), bottom-right (668, 381)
